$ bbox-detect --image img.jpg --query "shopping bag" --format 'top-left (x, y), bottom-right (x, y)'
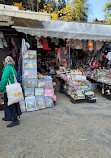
top-left (6, 68), bottom-right (24, 106)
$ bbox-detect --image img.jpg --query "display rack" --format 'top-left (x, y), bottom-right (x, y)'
top-left (20, 50), bottom-right (55, 112)
top-left (57, 69), bottom-right (96, 104)
top-left (87, 69), bottom-right (111, 100)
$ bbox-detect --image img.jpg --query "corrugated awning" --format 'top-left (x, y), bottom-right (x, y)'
top-left (0, 8), bottom-right (50, 21)
top-left (12, 20), bottom-right (111, 41)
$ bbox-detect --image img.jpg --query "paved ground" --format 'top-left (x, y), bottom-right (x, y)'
top-left (0, 92), bottom-right (111, 158)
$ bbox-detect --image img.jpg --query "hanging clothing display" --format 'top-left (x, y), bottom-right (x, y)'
top-left (51, 37), bottom-right (59, 47)
top-left (88, 40), bottom-right (93, 51)
top-left (93, 41), bottom-right (96, 52)
top-left (82, 40), bottom-right (88, 52)
top-left (62, 47), bottom-right (69, 67)
top-left (96, 41), bottom-right (104, 51)
top-left (75, 40), bottom-right (82, 49)
top-left (0, 32), bottom-right (4, 49)
top-left (106, 52), bottom-right (111, 69)
top-left (56, 48), bottom-right (61, 64)
top-left (99, 50), bottom-right (104, 62)
top-left (11, 37), bottom-right (16, 58)
top-left (0, 38), bottom-right (4, 49)
top-left (36, 37), bottom-right (43, 48)
top-left (96, 50), bottom-right (101, 62)
top-left (106, 52), bottom-right (111, 61)
top-left (42, 37), bottom-right (51, 50)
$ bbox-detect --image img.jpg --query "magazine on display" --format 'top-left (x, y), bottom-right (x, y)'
top-left (24, 60), bottom-right (37, 69)
top-left (35, 88), bottom-right (44, 96)
top-left (25, 97), bottom-right (37, 112)
top-left (25, 88), bottom-right (34, 97)
top-left (45, 96), bottom-right (53, 107)
top-left (19, 101), bottom-right (26, 112)
top-left (24, 69), bottom-right (37, 78)
top-left (38, 80), bottom-right (45, 88)
top-left (23, 50), bottom-right (37, 60)
top-left (35, 96), bottom-right (46, 109)
top-left (23, 78), bottom-right (37, 88)
top-left (44, 88), bottom-right (54, 96)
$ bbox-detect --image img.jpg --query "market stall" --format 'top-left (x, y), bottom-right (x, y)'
top-left (11, 19), bottom-right (111, 110)
top-left (19, 38), bottom-right (109, 108)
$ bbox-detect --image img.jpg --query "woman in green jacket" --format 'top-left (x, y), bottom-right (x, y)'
top-left (0, 56), bottom-right (22, 127)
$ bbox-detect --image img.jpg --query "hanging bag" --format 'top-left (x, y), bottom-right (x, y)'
top-left (99, 51), bottom-right (103, 62)
top-left (6, 68), bottom-right (24, 106)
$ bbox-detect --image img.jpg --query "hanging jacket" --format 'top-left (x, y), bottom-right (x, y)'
top-left (0, 64), bottom-right (17, 93)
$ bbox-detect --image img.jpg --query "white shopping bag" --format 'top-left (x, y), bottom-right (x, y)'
top-left (6, 68), bottom-right (24, 106)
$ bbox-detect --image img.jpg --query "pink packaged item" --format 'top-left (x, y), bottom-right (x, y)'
top-left (44, 88), bottom-right (54, 96)
top-left (52, 95), bottom-right (56, 101)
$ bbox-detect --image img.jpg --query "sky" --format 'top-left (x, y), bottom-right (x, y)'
top-left (88, 0), bottom-right (108, 22)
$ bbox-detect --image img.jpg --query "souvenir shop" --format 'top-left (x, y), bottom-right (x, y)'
top-left (11, 21), bottom-right (111, 111)
top-left (20, 35), bottom-right (108, 107)
top-left (5, 20), bottom-right (111, 110)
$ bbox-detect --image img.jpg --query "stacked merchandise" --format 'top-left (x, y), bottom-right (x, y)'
top-left (86, 69), bottom-right (111, 98)
top-left (57, 68), bottom-right (96, 102)
top-left (38, 75), bottom-right (55, 108)
top-left (22, 50), bottom-right (37, 112)
top-left (21, 50), bottom-right (55, 112)
top-left (87, 69), bottom-right (111, 84)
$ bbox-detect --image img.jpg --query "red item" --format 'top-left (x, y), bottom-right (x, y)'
top-left (99, 51), bottom-right (103, 62)
top-left (42, 37), bottom-right (51, 50)
top-left (56, 48), bottom-right (61, 64)
top-left (49, 61), bottom-right (54, 67)
top-left (93, 61), bottom-right (100, 68)
top-left (89, 57), bottom-right (100, 68)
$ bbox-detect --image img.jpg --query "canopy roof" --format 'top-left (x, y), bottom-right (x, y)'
top-left (12, 20), bottom-right (111, 41)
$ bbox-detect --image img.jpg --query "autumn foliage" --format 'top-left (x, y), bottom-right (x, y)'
top-left (12, 0), bottom-right (88, 22)
top-left (40, 0), bottom-right (88, 22)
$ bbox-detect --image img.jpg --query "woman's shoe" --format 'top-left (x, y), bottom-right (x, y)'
top-left (2, 117), bottom-right (5, 121)
top-left (2, 117), bottom-right (12, 121)
top-left (7, 119), bottom-right (20, 127)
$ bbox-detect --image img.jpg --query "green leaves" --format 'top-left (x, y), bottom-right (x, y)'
top-left (103, 0), bottom-right (111, 23)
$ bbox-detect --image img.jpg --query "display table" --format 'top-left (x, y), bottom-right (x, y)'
top-left (87, 76), bottom-right (111, 100)
top-left (57, 70), bottom-right (96, 104)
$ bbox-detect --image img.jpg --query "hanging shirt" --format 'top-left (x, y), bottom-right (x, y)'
top-left (57, 48), bottom-right (61, 64)
top-left (42, 37), bottom-right (51, 50)
top-left (106, 52), bottom-right (111, 60)
top-left (96, 41), bottom-right (104, 51)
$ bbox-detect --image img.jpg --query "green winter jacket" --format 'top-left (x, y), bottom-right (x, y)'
top-left (0, 64), bottom-right (17, 93)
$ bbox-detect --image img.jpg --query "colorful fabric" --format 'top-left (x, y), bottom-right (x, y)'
top-left (42, 37), bottom-right (51, 50)
top-left (57, 48), bottom-right (61, 64)
top-left (96, 41), bottom-right (104, 51)
top-left (11, 37), bottom-right (16, 58)
top-left (99, 51), bottom-right (103, 62)
top-left (88, 40), bottom-right (93, 51)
